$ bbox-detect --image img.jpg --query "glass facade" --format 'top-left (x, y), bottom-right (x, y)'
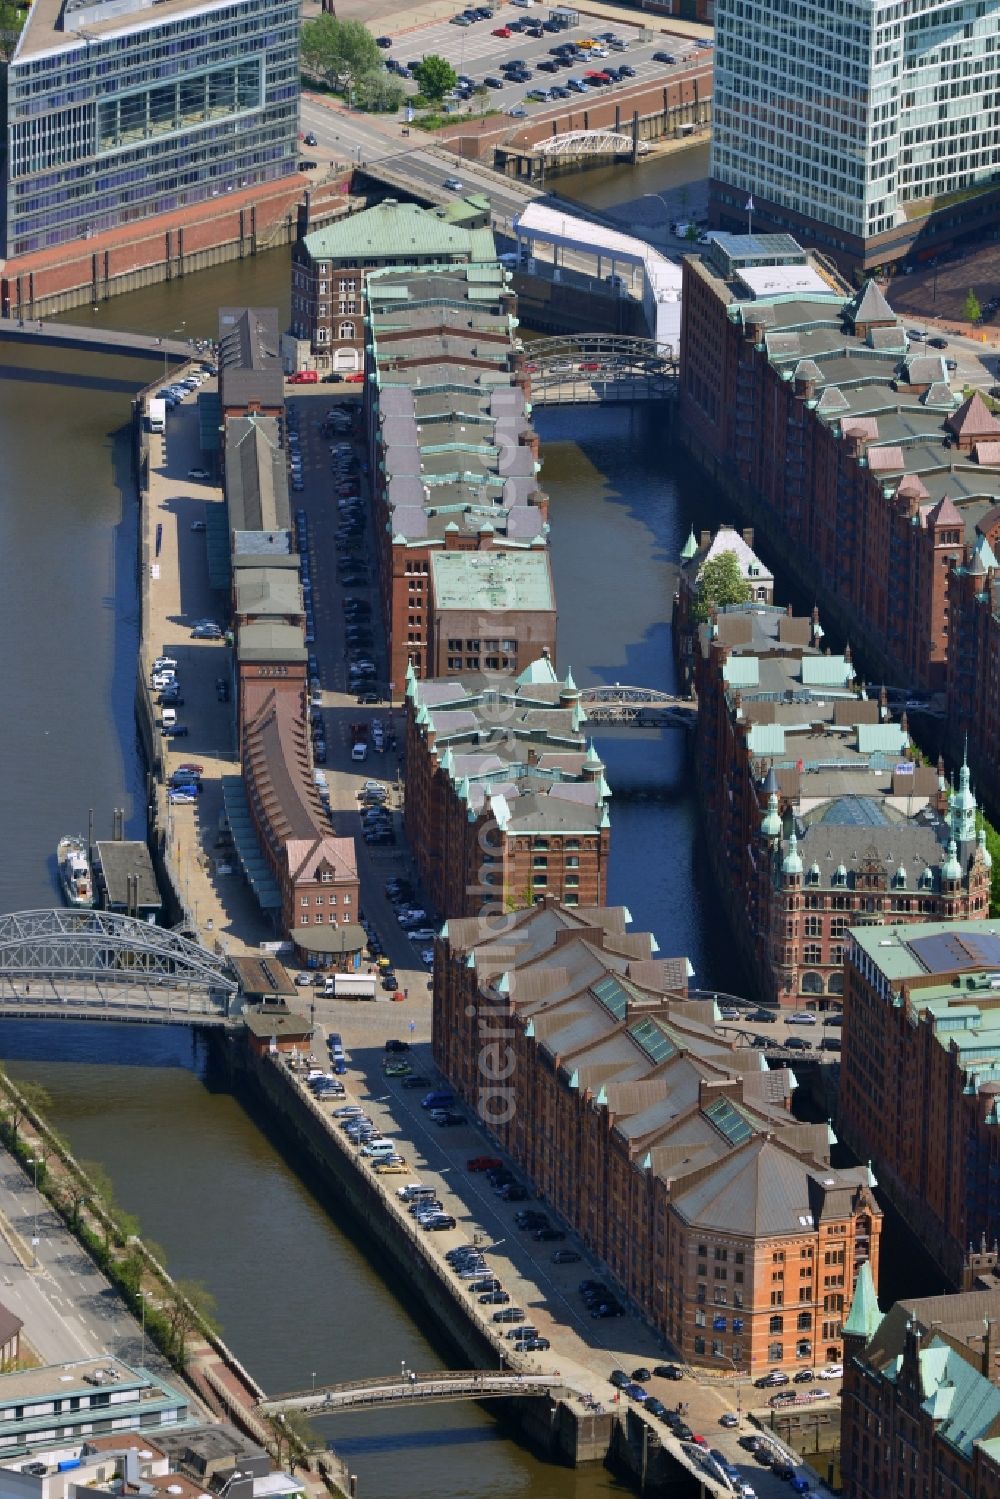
top-left (4, 0), bottom-right (300, 256)
top-left (712, 0), bottom-right (1000, 243)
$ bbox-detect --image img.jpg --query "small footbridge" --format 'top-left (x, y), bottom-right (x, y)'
top-left (579, 685), bottom-right (696, 727)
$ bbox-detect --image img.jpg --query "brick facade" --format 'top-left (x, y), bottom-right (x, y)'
top-left (434, 898), bottom-right (881, 1373)
top-left (404, 660), bottom-right (610, 918)
top-left (840, 920), bottom-right (1000, 1284)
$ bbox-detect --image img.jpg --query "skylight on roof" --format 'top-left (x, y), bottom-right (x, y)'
top-left (592, 973), bottom-right (629, 1020)
top-left (706, 1096), bottom-right (754, 1145)
top-left (628, 1017), bottom-right (676, 1065)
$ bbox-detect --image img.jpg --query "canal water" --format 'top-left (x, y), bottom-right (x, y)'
top-left (0, 144), bottom-right (775, 1499)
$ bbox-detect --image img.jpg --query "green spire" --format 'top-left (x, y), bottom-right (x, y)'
top-left (584, 739), bottom-right (604, 769)
top-left (782, 830), bottom-right (803, 876)
top-left (761, 791), bottom-right (782, 839)
top-left (563, 666), bottom-right (577, 692)
top-left (680, 526), bottom-right (698, 562)
top-left (843, 1260), bottom-right (882, 1343)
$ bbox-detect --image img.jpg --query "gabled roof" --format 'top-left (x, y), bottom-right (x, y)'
top-left (927, 495), bottom-right (963, 529)
top-left (302, 200), bottom-right (494, 264)
top-left (946, 391), bottom-right (1000, 442)
top-left (897, 473), bottom-right (930, 500)
top-left (848, 279), bottom-right (896, 327)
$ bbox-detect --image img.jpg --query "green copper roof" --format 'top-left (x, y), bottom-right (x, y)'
top-left (843, 1260), bottom-right (882, 1341)
top-left (429, 549), bottom-right (554, 613)
top-left (302, 200), bottom-right (495, 263)
top-left (516, 655), bottom-right (559, 686)
top-left (680, 527), bottom-right (698, 562)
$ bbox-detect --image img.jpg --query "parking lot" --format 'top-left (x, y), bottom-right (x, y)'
top-left (380, 7), bottom-right (707, 120)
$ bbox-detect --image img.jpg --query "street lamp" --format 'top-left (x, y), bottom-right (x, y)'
top-left (28, 1157), bottom-right (39, 1266)
top-left (311, 1371), bottom-right (316, 1393)
top-left (139, 1289), bottom-right (148, 1369)
top-left (641, 192), bottom-right (673, 243)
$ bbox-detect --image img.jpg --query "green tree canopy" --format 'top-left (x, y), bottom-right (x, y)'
top-left (413, 54), bottom-right (458, 104)
top-left (693, 549), bottom-right (753, 622)
top-left (300, 16), bottom-right (380, 93)
top-left (963, 288), bottom-right (982, 324)
top-left (3, 1079), bottom-right (53, 1148)
top-left (0, 3), bottom-right (28, 62)
top-left (354, 70), bottom-right (405, 113)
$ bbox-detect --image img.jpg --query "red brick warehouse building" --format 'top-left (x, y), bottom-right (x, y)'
top-left (434, 897), bottom-right (881, 1375)
top-left (839, 918), bottom-right (1000, 1285)
top-left (403, 654), bottom-right (610, 919)
top-left (691, 569), bottom-right (990, 1008)
top-left (678, 231), bottom-right (1000, 808)
top-left (362, 258), bottom-right (553, 692)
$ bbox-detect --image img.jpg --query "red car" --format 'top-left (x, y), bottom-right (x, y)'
top-left (176, 763), bottom-right (204, 776)
top-left (523, 361), bottom-right (538, 372)
top-left (467, 1156), bottom-right (503, 1172)
top-left (345, 372), bottom-right (365, 384)
top-left (578, 361), bottom-right (602, 371)
top-left (289, 370), bottom-right (319, 384)
top-left (492, 24), bottom-right (511, 36)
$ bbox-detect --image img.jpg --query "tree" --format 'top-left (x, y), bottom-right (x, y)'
top-left (413, 54), bottom-right (458, 104)
top-left (473, 83), bottom-right (490, 114)
top-left (3, 1080), bottom-right (53, 1149)
top-left (983, 820), bottom-right (1000, 916)
top-left (692, 550), bottom-right (753, 622)
top-left (354, 70), bottom-right (405, 113)
top-left (82, 1160), bottom-right (119, 1249)
top-left (300, 16), bottom-right (380, 94)
top-left (272, 1409), bottom-right (319, 1471)
top-left (0, 2), bottom-right (27, 62)
top-left (963, 289), bottom-right (982, 324)
top-left (164, 1279), bottom-right (218, 1366)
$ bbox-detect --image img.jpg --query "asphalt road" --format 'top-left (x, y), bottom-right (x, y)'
top-left (299, 96), bottom-right (545, 224)
top-left (0, 1152), bottom-right (169, 1376)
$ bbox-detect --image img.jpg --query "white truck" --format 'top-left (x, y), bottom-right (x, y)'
top-left (148, 398), bottom-right (166, 434)
top-left (331, 974), bottom-right (377, 1001)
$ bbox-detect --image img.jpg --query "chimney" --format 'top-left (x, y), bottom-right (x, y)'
top-left (700, 530), bottom-right (711, 548)
top-left (742, 527), bottom-right (755, 548)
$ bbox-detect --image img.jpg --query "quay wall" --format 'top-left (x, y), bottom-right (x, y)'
top-left (228, 1037), bottom-right (614, 1470)
top-left (0, 178), bottom-right (348, 320)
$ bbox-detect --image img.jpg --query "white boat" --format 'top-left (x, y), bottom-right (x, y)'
top-left (57, 836), bottom-right (94, 908)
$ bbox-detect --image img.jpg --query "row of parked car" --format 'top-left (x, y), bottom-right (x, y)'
top-left (155, 361), bottom-right (215, 412)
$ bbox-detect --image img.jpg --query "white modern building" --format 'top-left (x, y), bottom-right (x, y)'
top-left (709, 0), bottom-right (1000, 270)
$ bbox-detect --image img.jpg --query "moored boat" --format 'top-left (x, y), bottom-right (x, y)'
top-left (57, 836), bottom-right (94, 908)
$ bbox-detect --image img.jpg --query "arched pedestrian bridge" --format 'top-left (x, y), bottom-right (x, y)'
top-left (524, 335), bottom-right (677, 406)
top-left (579, 685), bottom-right (697, 727)
top-left (0, 910), bottom-right (238, 1022)
top-left (535, 131), bottom-right (648, 162)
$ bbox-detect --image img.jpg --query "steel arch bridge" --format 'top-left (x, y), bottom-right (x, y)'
top-left (0, 910), bottom-right (238, 1020)
top-left (578, 684), bottom-right (696, 726)
top-left (535, 131), bottom-right (644, 161)
top-left (524, 335), bottom-right (677, 405)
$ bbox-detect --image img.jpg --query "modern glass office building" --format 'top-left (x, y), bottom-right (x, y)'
top-left (4, 0), bottom-right (300, 257)
top-left (710, 0), bottom-right (1000, 266)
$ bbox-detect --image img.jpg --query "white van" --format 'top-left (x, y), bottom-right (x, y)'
top-left (361, 1139), bottom-right (396, 1157)
top-left (161, 708), bottom-right (177, 729)
top-left (351, 742), bottom-right (368, 762)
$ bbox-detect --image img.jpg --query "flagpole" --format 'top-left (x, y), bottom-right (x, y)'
top-left (747, 194), bottom-right (754, 239)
